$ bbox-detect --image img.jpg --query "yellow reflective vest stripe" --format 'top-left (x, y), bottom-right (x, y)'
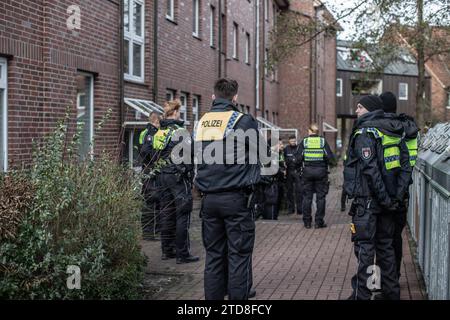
top-left (405, 138), bottom-right (418, 167)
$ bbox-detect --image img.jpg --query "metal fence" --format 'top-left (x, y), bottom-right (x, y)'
top-left (408, 122), bottom-right (450, 300)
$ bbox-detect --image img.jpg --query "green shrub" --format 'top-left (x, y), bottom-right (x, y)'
top-left (0, 117), bottom-right (146, 299)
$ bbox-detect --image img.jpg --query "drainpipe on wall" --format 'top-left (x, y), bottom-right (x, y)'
top-left (261, 0), bottom-right (266, 118)
top-left (119, 0), bottom-right (125, 146)
top-left (218, 0), bottom-right (222, 78)
top-left (153, 0), bottom-right (158, 102)
top-left (255, 0), bottom-right (260, 113)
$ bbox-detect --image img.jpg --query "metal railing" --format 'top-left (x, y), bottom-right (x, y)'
top-left (408, 122), bottom-right (450, 300)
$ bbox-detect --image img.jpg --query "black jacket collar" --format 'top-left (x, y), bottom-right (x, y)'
top-left (211, 98), bottom-right (239, 112)
top-left (160, 118), bottom-right (184, 129)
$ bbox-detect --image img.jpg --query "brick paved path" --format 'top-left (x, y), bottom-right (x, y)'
top-left (142, 169), bottom-right (426, 300)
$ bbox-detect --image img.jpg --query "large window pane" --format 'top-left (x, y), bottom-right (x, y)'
top-left (76, 74), bottom-right (93, 160)
top-left (133, 2), bottom-right (142, 37)
top-left (133, 43), bottom-right (142, 77)
top-left (124, 39), bottom-right (130, 74)
top-left (0, 89), bottom-right (4, 172)
top-left (124, 0), bottom-right (130, 32)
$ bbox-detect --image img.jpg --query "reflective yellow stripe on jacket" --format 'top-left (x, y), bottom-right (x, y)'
top-left (406, 138), bottom-right (418, 167)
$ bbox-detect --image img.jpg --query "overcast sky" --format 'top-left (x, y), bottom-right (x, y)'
top-left (321, 0), bottom-right (449, 40)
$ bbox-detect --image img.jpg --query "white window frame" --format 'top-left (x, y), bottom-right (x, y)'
top-left (77, 72), bottom-right (95, 160)
top-left (245, 32), bottom-right (250, 64)
top-left (124, 0), bottom-right (145, 83)
top-left (232, 23), bottom-right (238, 59)
top-left (166, 89), bottom-right (175, 102)
top-left (209, 5), bottom-right (215, 47)
top-left (166, 0), bottom-right (175, 21)
top-left (192, 95), bottom-right (200, 122)
top-left (180, 92), bottom-right (189, 124)
top-left (336, 78), bottom-right (343, 97)
top-left (0, 58), bottom-right (7, 172)
top-left (447, 91), bottom-right (450, 109)
top-left (399, 82), bottom-right (408, 101)
top-left (264, 0), bottom-right (269, 21)
top-left (193, 0), bottom-right (200, 38)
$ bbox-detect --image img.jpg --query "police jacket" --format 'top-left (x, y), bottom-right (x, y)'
top-left (283, 145), bottom-right (300, 172)
top-left (140, 123), bottom-right (160, 172)
top-left (398, 113), bottom-right (419, 169)
top-left (143, 119), bottom-right (193, 175)
top-left (344, 110), bottom-right (402, 208)
top-left (359, 112), bottom-right (412, 201)
top-left (194, 98), bottom-right (262, 193)
top-left (298, 134), bottom-right (334, 168)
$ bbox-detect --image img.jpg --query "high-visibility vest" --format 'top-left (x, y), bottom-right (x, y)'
top-left (354, 128), bottom-right (402, 170)
top-left (152, 125), bottom-right (183, 151)
top-left (303, 136), bottom-right (326, 162)
top-left (194, 111), bottom-right (243, 142)
top-left (139, 128), bottom-right (148, 145)
top-left (405, 137), bottom-right (418, 167)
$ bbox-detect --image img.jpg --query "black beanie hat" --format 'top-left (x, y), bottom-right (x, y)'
top-left (358, 95), bottom-right (384, 112)
top-left (380, 91), bottom-right (397, 113)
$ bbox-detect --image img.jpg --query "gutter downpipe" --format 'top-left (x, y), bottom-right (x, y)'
top-left (119, 0), bottom-right (125, 158)
top-left (255, 0), bottom-right (260, 114)
top-left (153, 0), bottom-right (158, 102)
top-left (218, 0), bottom-right (222, 78)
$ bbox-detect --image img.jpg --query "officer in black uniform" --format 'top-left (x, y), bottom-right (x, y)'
top-left (262, 141), bottom-right (285, 220)
top-left (145, 100), bottom-right (199, 264)
top-left (380, 91), bottom-right (419, 278)
top-left (194, 78), bottom-right (263, 300)
top-left (298, 124), bottom-right (334, 229)
top-left (344, 95), bottom-right (409, 300)
top-left (140, 112), bottom-right (162, 241)
top-left (284, 136), bottom-right (303, 215)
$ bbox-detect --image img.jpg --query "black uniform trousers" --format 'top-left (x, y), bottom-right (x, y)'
top-left (286, 169), bottom-right (303, 214)
top-left (201, 191), bottom-right (255, 300)
top-left (141, 177), bottom-right (161, 236)
top-left (158, 172), bottom-right (193, 258)
top-left (263, 181), bottom-right (279, 220)
top-left (350, 199), bottom-right (400, 300)
top-left (302, 166), bottom-right (328, 226)
top-left (392, 204), bottom-right (408, 277)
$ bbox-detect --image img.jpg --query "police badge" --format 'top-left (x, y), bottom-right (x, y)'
top-left (361, 147), bottom-right (372, 160)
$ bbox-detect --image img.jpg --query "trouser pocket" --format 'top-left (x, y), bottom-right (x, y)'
top-left (351, 202), bottom-right (376, 242)
top-left (238, 220), bottom-right (255, 254)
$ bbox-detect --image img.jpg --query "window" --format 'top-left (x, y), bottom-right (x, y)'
top-left (221, 14), bottom-right (227, 54)
top-left (272, 112), bottom-right (276, 123)
top-left (336, 78), bottom-right (343, 97)
top-left (192, 95), bottom-right (200, 122)
top-left (232, 22), bottom-right (238, 59)
top-left (245, 32), bottom-right (250, 64)
top-left (124, 0), bottom-right (145, 82)
top-left (264, 0), bottom-right (269, 21)
top-left (210, 5), bottom-right (215, 47)
top-left (166, 89), bottom-right (175, 102)
top-left (399, 83), bottom-right (408, 101)
top-left (0, 58), bottom-right (7, 172)
top-left (246, 106), bottom-right (250, 114)
top-left (76, 73), bottom-right (94, 160)
top-left (193, 0), bottom-right (200, 38)
top-left (180, 92), bottom-right (188, 123)
top-left (124, 129), bottom-right (142, 169)
top-left (265, 110), bottom-right (269, 120)
top-left (447, 92), bottom-right (450, 109)
top-left (166, 0), bottom-right (175, 21)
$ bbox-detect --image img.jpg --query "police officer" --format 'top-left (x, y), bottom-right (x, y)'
top-left (140, 112), bottom-right (162, 241)
top-left (344, 95), bottom-right (408, 300)
top-left (194, 78), bottom-right (262, 300)
top-left (380, 91), bottom-right (419, 278)
top-left (284, 136), bottom-right (303, 215)
top-left (149, 99), bottom-right (199, 264)
top-left (297, 124), bottom-right (334, 229)
top-left (262, 141), bottom-right (285, 220)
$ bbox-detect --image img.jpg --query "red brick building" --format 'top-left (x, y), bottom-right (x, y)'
top-left (0, 0), bottom-right (338, 172)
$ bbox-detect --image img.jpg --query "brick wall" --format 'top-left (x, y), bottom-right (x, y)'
top-left (0, 0), bottom-right (121, 168)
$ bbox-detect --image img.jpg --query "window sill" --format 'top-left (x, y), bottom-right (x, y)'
top-left (124, 77), bottom-right (146, 85)
top-left (232, 57), bottom-right (239, 61)
top-left (166, 16), bottom-right (177, 25)
top-left (193, 34), bottom-right (202, 40)
top-left (210, 45), bottom-right (216, 49)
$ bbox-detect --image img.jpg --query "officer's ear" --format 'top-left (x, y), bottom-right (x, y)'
top-left (232, 94), bottom-right (238, 104)
top-left (212, 94), bottom-right (216, 100)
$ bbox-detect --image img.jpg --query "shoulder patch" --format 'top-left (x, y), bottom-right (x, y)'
top-left (361, 147), bottom-right (372, 160)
